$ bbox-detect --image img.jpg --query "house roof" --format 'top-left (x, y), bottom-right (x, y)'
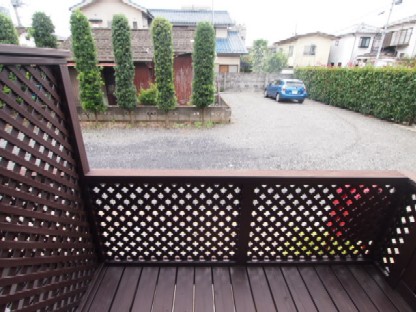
top-left (70, 0), bottom-right (152, 17)
top-left (388, 14), bottom-right (416, 27)
top-left (149, 9), bottom-right (234, 26)
top-left (216, 31), bottom-right (248, 54)
top-left (60, 28), bottom-right (194, 62)
top-left (336, 23), bottom-right (380, 36)
top-left (274, 32), bottom-right (337, 45)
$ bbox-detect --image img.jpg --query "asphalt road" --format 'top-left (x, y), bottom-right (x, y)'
top-left (81, 93), bottom-right (416, 170)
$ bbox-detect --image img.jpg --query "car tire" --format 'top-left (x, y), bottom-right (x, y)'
top-left (299, 99), bottom-right (304, 104)
top-left (275, 93), bottom-right (281, 102)
top-left (264, 90), bottom-right (268, 98)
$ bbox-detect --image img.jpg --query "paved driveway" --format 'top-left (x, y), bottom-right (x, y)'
top-left (81, 93), bottom-right (416, 170)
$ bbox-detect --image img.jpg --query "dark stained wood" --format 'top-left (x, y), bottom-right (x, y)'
top-left (332, 265), bottom-right (378, 312)
top-left (88, 266), bottom-right (124, 312)
top-left (315, 266), bottom-right (358, 312)
top-left (212, 267), bottom-right (235, 312)
top-left (230, 267), bottom-right (256, 312)
top-left (349, 266), bottom-right (398, 311)
top-left (281, 266), bottom-right (318, 312)
top-left (194, 267), bottom-right (214, 312)
top-left (174, 267), bottom-right (194, 312)
top-left (298, 266), bottom-right (337, 311)
top-left (247, 267), bottom-right (276, 312)
top-left (264, 267), bottom-right (297, 312)
top-left (110, 267), bottom-right (142, 312)
top-left (131, 267), bottom-right (159, 312)
top-left (152, 267), bottom-right (176, 312)
top-left (366, 265), bottom-right (414, 312)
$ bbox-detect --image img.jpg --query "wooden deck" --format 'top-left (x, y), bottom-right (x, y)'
top-left (78, 264), bottom-right (413, 312)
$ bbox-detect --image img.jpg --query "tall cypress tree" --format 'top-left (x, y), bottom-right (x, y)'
top-left (112, 14), bottom-right (137, 109)
top-left (151, 17), bottom-right (176, 112)
top-left (192, 22), bottom-right (216, 108)
top-left (31, 12), bottom-right (57, 48)
top-left (70, 10), bottom-right (105, 114)
top-left (0, 13), bottom-right (19, 45)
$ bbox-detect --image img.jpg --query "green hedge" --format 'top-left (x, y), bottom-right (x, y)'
top-left (295, 67), bottom-right (416, 124)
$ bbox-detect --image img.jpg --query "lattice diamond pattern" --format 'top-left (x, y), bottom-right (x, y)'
top-left (89, 183), bottom-right (241, 261)
top-left (379, 190), bottom-right (416, 275)
top-left (248, 184), bottom-right (396, 261)
top-left (0, 64), bottom-right (96, 312)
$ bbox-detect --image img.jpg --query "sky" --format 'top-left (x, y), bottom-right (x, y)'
top-left (1, 0), bottom-right (416, 45)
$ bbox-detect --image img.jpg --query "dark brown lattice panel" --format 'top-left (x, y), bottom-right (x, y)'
top-left (248, 184), bottom-right (396, 261)
top-left (89, 183), bottom-right (241, 261)
top-left (377, 187), bottom-right (416, 278)
top-left (0, 64), bottom-right (96, 311)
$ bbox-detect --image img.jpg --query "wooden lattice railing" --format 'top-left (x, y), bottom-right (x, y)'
top-left (1, 46), bottom-right (416, 311)
top-left (0, 46), bottom-right (97, 312)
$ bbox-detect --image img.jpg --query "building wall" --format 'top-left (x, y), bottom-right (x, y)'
top-left (216, 28), bottom-right (228, 38)
top-left (388, 24), bottom-right (416, 58)
top-left (215, 56), bottom-right (240, 72)
top-left (278, 36), bottom-right (333, 67)
top-left (329, 34), bottom-right (376, 66)
top-left (81, 0), bottom-right (147, 29)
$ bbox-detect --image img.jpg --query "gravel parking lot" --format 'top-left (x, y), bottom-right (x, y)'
top-left (81, 93), bottom-right (416, 170)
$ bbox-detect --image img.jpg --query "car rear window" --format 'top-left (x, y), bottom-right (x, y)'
top-left (286, 82), bottom-right (304, 87)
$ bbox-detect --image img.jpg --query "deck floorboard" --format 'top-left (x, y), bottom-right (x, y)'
top-left (82, 264), bottom-right (413, 312)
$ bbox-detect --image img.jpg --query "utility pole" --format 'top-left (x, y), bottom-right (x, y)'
top-left (11, 0), bottom-right (24, 27)
top-left (211, 0), bottom-right (214, 25)
top-left (376, 0), bottom-right (402, 60)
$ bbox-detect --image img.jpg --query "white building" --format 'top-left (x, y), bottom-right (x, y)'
top-left (381, 14), bottom-right (416, 59)
top-left (329, 24), bottom-right (380, 67)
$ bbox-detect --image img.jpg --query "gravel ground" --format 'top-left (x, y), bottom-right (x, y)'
top-left (81, 92), bottom-right (416, 170)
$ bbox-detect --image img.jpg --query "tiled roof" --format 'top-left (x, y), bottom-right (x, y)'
top-left (70, 0), bottom-right (152, 17)
top-left (216, 32), bottom-right (248, 54)
top-left (60, 28), bottom-right (194, 62)
top-left (275, 32), bottom-right (337, 45)
top-left (337, 23), bottom-right (380, 36)
top-left (149, 9), bottom-right (233, 26)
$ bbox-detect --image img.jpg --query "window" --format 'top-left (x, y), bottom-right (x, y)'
top-left (288, 46), bottom-right (294, 57)
top-left (359, 37), bottom-right (371, 48)
top-left (132, 21), bottom-right (138, 29)
top-left (228, 65), bottom-right (238, 73)
top-left (303, 44), bottom-right (316, 55)
top-left (391, 28), bottom-right (413, 45)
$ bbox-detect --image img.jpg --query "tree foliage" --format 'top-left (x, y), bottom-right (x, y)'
top-left (0, 13), bottom-right (19, 45)
top-left (112, 14), bottom-right (137, 109)
top-left (151, 17), bottom-right (176, 111)
top-left (296, 67), bottom-right (416, 124)
top-left (250, 39), bottom-right (268, 72)
top-left (250, 39), bottom-right (288, 73)
top-left (192, 22), bottom-right (216, 108)
top-left (265, 51), bottom-right (288, 73)
top-left (31, 12), bottom-right (57, 48)
top-left (70, 10), bottom-right (105, 113)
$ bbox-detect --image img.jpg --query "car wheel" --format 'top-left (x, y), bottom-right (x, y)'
top-left (275, 93), bottom-right (281, 102)
top-left (264, 90), bottom-right (268, 98)
top-left (299, 99), bottom-right (304, 104)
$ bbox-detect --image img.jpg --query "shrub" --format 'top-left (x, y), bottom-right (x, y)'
top-left (138, 84), bottom-right (158, 105)
top-left (70, 10), bottom-right (105, 114)
top-left (31, 12), bottom-right (57, 48)
top-left (151, 17), bottom-right (176, 112)
top-left (112, 14), bottom-right (137, 109)
top-left (0, 13), bottom-right (19, 45)
top-left (192, 22), bottom-right (216, 109)
top-left (295, 67), bottom-right (416, 124)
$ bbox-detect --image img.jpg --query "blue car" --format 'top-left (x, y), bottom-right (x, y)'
top-left (264, 79), bottom-right (308, 103)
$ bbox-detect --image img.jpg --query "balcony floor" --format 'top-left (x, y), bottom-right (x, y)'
top-left (78, 264), bottom-right (413, 312)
